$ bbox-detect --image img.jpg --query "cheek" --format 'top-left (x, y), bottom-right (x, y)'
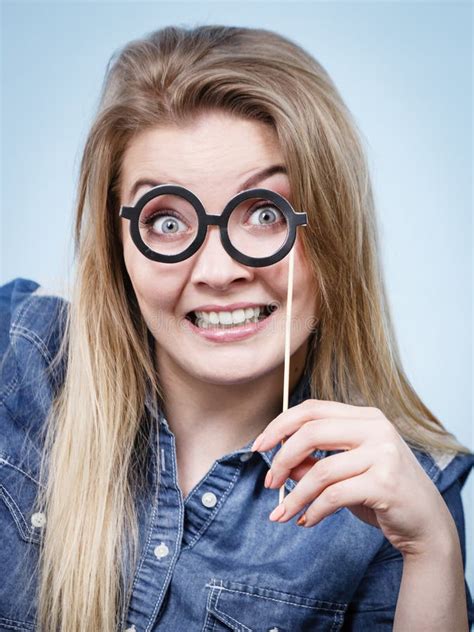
top-left (121, 235), bottom-right (189, 312)
top-left (260, 262), bottom-right (289, 302)
top-left (259, 237), bottom-right (317, 308)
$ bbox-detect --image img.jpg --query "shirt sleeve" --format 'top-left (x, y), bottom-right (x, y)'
top-left (341, 450), bottom-right (474, 630)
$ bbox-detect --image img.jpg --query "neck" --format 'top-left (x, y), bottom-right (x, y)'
top-left (156, 340), bottom-right (310, 458)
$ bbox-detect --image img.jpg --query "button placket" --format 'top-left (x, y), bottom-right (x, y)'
top-left (181, 457), bottom-right (243, 548)
top-left (201, 492), bottom-right (217, 508)
top-left (125, 415), bottom-right (184, 631)
top-left (153, 542), bottom-right (170, 559)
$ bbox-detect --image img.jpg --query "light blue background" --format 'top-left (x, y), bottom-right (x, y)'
top-left (2, 0), bottom-right (473, 593)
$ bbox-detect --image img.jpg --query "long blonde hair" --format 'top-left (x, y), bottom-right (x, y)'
top-left (32, 24), bottom-right (471, 631)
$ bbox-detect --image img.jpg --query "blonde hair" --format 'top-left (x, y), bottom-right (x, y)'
top-left (31, 24), bottom-right (471, 631)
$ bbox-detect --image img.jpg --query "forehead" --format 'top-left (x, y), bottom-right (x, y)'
top-left (120, 113), bottom-right (287, 201)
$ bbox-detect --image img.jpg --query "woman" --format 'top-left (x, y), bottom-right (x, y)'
top-left (0, 25), bottom-right (472, 632)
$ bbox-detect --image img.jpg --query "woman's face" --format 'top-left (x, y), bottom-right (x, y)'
top-left (119, 111), bottom-right (318, 386)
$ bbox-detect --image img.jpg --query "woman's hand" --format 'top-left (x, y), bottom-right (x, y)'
top-left (251, 399), bottom-right (457, 557)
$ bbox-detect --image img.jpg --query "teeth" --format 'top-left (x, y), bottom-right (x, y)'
top-left (219, 311), bottom-right (233, 325)
top-left (193, 305), bottom-right (266, 328)
top-left (232, 309), bottom-right (246, 324)
top-left (209, 312), bottom-right (220, 325)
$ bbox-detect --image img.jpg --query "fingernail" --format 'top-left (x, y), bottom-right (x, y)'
top-left (296, 513), bottom-right (307, 527)
top-left (269, 503), bottom-right (286, 521)
top-left (251, 432), bottom-right (265, 452)
top-left (264, 469), bottom-right (273, 488)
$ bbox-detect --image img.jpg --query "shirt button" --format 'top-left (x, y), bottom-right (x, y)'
top-left (31, 512), bottom-right (46, 528)
top-left (268, 628), bottom-right (280, 632)
top-left (239, 452), bottom-right (252, 462)
top-left (153, 542), bottom-right (169, 559)
top-left (201, 491), bottom-right (217, 508)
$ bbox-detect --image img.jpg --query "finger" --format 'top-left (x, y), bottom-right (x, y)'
top-left (270, 447), bottom-right (371, 523)
top-left (251, 400), bottom-right (387, 452)
top-left (265, 417), bottom-right (382, 485)
top-left (288, 455), bottom-right (319, 482)
top-left (253, 402), bottom-right (381, 452)
top-left (301, 470), bottom-right (386, 528)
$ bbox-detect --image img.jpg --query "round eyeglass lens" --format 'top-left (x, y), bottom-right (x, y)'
top-left (227, 196), bottom-right (289, 258)
top-left (138, 193), bottom-right (199, 255)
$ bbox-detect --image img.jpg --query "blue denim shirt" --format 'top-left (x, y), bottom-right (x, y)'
top-left (1, 277), bottom-right (473, 632)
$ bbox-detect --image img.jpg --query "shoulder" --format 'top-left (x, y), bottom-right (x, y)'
top-left (0, 277), bottom-right (70, 446)
top-left (0, 276), bottom-right (70, 361)
top-left (411, 445), bottom-right (474, 494)
top-left (0, 277), bottom-right (40, 356)
top-left (411, 446), bottom-right (473, 560)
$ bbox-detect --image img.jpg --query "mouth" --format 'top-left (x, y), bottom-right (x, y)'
top-left (185, 303), bottom-right (278, 330)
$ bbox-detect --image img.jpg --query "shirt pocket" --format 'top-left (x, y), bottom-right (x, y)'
top-left (203, 578), bottom-right (347, 632)
top-left (0, 455), bottom-right (45, 630)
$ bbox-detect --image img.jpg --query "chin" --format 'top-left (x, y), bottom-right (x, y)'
top-left (185, 361), bottom-right (269, 386)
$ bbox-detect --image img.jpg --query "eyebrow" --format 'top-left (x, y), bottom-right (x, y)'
top-left (126, 164), bottom-right (288, 203)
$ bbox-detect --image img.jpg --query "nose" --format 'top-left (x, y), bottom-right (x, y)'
top-left (189, 225), bottom-right (254, 289)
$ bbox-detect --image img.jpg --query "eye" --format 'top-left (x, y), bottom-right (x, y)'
top-left (248, 204), bottom-right (284, 226)
top-left (142, 211), bottom-right (188, 234)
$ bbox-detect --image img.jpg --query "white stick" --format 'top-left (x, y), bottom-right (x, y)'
top-left (279, 246), bottom-right (295, 505)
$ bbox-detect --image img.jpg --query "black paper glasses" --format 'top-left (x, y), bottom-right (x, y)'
top-left (119, 184), bottom-right (308, 267)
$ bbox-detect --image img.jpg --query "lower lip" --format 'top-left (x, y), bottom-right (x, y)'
top-left (183, 311), bottom-right (277, 342)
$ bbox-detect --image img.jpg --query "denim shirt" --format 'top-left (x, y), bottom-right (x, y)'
top-left (1, 277), bottom-right (473, 632)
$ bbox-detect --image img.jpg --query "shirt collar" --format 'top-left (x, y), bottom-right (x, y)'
top-left (145, 342), bottom-right (323, 493)
top-left (235, 366), bottom-right (328, 492)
